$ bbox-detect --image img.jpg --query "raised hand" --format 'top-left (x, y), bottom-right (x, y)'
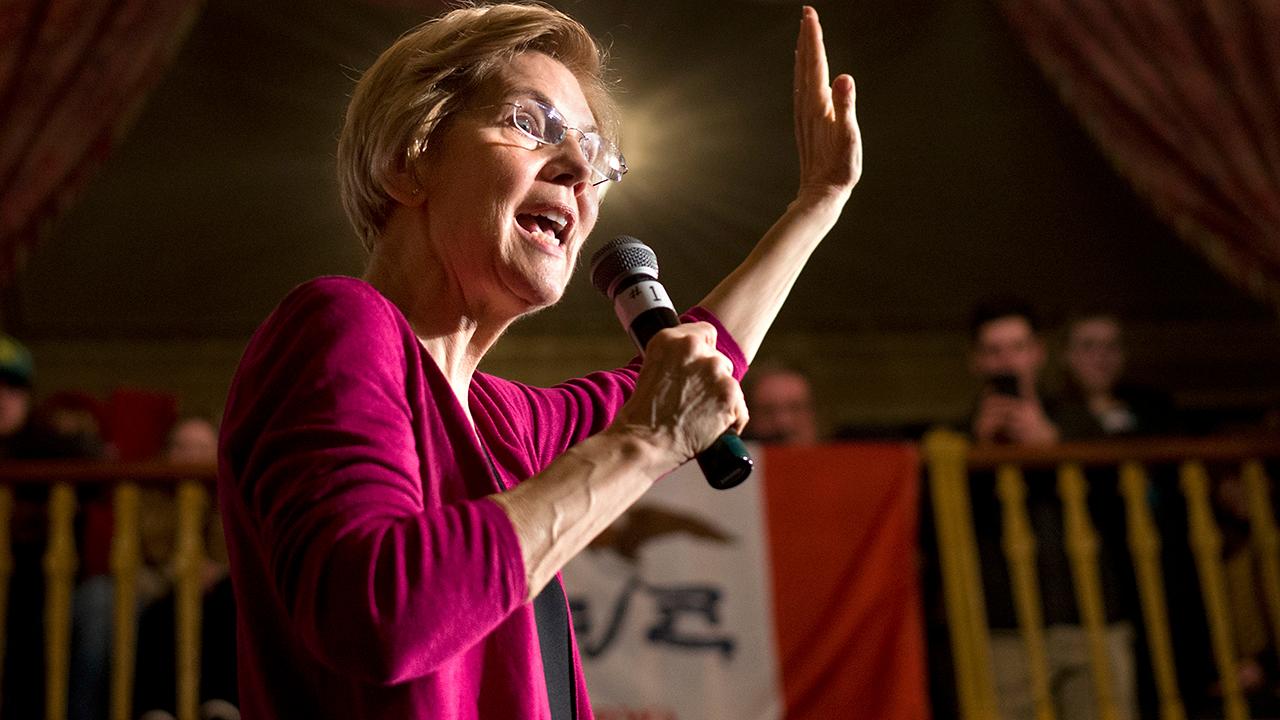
top-left (794, 5), bottom-right (863, 204)
top-left (695, 6), bottom-right (866, 362)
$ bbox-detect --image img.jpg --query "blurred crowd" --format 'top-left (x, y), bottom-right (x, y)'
top-left (958, 297), bottom-right (1279, 720)
top-left (740, 298), bottom-right (1278, 720)
top-left (0, 334), bottom-right (235, 720)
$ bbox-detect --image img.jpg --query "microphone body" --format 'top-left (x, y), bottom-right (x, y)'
top-left (590, 236), bottom-right (753, 490)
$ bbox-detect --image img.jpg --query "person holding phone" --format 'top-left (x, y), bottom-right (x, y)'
top-left (959, 297), bottom-right (1137, 720)
top-left (968, 297), bottom-right (1060, 446)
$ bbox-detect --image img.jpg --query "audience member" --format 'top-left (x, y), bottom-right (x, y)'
top-left (742, 362), bottom-right (820, 445)
top-left (0, 338), bottom-right (119, 719)
top-left (1213, 462), bottom-right (1275, 702)
top-left (166, 416), bottom-right (218, 465)
top-left (28, 391), bottom-right (112, 460)
top-left (0, 334), bottom-right (33, 452)
top-left (964, 297), bottom-right (1137, 720)
top-left (0, 333), bottom-right (44, 719)
top-left (1054, 313), bottom-right (1177, 439)
top-left (134, 416), bottom-right (238, 720)
top-left (68, 415), bottom-right (227, 720)
top-left (50, 392), bottom-right (114, 720)
top-left (1053, 312), bottom-right (1222, 714)
top-left (968, 297), bottom-right (1060, 446)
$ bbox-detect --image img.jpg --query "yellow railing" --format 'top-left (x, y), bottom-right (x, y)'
top-left (0, 461), bottom-right (217, 720)
top-left (924, 431), bottom-right (1280, 720)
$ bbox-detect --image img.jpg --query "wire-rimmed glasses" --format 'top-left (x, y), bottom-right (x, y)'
top-left (501, 97), bottom-right (627, 186)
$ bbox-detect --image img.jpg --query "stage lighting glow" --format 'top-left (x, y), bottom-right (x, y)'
top-left (600, 67), bottom-right (783, 255)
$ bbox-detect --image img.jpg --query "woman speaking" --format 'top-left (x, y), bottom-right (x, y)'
top-left (217, 3), bottom-right (861, 718)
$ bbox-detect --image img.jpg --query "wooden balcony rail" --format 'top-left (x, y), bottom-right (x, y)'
top-left (0, 461), bottom-right (217, 720)
top-left (8, 438), bottom-right (1280, 720)
top-left (924, 431), bottom-right (1280, 720)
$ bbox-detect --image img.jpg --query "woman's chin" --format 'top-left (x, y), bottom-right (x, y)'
top-left (497, 272), bottom-right (567, 316)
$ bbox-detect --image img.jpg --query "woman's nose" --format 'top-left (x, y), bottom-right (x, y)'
top-left (542, 133), bottom-right (595, 189)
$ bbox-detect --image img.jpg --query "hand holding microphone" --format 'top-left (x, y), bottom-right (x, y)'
top-left (591, 236), bottom-right (754, 490)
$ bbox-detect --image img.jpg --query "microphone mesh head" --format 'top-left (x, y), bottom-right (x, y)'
top-left (589, 236), bottom-right (659, 297)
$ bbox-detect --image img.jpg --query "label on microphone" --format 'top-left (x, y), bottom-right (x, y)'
top-left (613, 279), bottom-right (676, 328)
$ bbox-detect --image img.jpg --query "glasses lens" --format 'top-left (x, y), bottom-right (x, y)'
top-left (534, 100), bottom-right (567, 144)
top-left (578, 133), bottom-right (602, 165)
top-left (511, 104), bottom-right (541, 140)
top-left (598, 147), bottom-right (626, 183)
top-left (511, 99), bottom-right (626, 184)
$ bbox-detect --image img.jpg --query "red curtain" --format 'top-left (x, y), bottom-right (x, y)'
top-left (999, 0), bottom-right (1280, 314)
top-left (0, 0), bottom-right (204, 282)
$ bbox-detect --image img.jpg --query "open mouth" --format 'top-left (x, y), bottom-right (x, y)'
top-left (515, 207), bottom-right (570, 247)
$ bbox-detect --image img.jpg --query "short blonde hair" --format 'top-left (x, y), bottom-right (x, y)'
top-left (337, 2), bottom-right (618, 250)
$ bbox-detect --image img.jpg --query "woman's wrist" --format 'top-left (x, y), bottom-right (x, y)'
top-left (598, 422), bottom-right (685, 478)
top-left (790, 186), bottom-right (849, 221)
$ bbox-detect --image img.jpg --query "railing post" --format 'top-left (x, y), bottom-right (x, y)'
top-left (923, 429), bottom-right (997, 719)
top-left (1057, 463), bottom-right (1118, 720)
top-left (1180, 461), bottom-right (1248, 720)
top-left (110, 483), bottom-right (141, 720)
top-left (43, 483), bottom-right (78, 720)
top-left (1118, 462), bottom-right (1184, 720)
top-left (1242, 460), bottom-right (1280, 665)
top-left (174, 480), bottom-right (208, 720)
top-left (996, 464), bottom-right (1054, 720)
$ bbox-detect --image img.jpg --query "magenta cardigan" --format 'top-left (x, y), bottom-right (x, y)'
top-left (218, 277), bottom-right (746, 719)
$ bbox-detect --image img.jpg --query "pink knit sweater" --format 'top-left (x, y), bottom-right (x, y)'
top-left (218, 276), bottom-right (746, 719)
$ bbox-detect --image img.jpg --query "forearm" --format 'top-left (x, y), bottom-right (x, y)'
top-left (699, 191), bottom-right (845, 362)
top-left (489, 426), bottom-right (679, 601)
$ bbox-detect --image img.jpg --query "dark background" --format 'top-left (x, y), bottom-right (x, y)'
top-left (9, 0), bottom-right (1278, 431)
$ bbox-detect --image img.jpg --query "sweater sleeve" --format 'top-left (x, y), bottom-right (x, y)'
top-left (490, 305), bottom-right (749, 468)
top-left (219, 279), bottom-right (526, 685)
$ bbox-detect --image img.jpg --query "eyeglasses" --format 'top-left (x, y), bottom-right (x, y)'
top-left (500, 97), bottom-right (627, 186)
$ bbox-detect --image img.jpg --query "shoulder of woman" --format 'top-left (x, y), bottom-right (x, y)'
top-left (238, 276), bottom-right (415, 380)
top-left (267, 276), bottom-right (406, 338)
top-left (280, 275), bottom-right (391, 314)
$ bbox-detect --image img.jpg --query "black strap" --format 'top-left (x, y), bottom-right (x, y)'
top-left (533, 579), bottom-right (575, 720)
top-left (477, 439), bottom-right (575, 719)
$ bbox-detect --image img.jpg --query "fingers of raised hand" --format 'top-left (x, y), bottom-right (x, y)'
top-left (794, 7), bottom-right (830, 110)
top-left (793, 8), bottom-right (862, 195)
top-left (833, 74), bottom-right (856, 120)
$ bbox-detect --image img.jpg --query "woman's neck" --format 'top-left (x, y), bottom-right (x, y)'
top-left (363, 224), bottom-right (514, 405)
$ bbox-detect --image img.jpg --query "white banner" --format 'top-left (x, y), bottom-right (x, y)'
top-left (563, 451), bottom-right (783, 720)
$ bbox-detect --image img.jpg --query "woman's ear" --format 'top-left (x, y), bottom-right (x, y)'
top-left (382, 164), bottom-right (426, 208)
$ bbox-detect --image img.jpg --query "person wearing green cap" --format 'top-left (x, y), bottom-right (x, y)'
top-left (0, 334), bottom-right (40, 717)
top-left (0, 333), bottom-right (34, 449)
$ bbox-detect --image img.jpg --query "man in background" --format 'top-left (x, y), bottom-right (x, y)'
top-left (969, 297), bottom-right (1059, 446)
top-left (742, 362), bottom-right (820, 445)
top-left (965, 297), bottom-right (1136, 720)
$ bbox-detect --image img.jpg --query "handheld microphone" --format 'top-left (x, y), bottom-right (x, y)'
top-left (589, 236), bottom-right (753, 490)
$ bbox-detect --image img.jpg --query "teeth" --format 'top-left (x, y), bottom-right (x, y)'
top-left (532, 209), bottom-right (568, 235)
